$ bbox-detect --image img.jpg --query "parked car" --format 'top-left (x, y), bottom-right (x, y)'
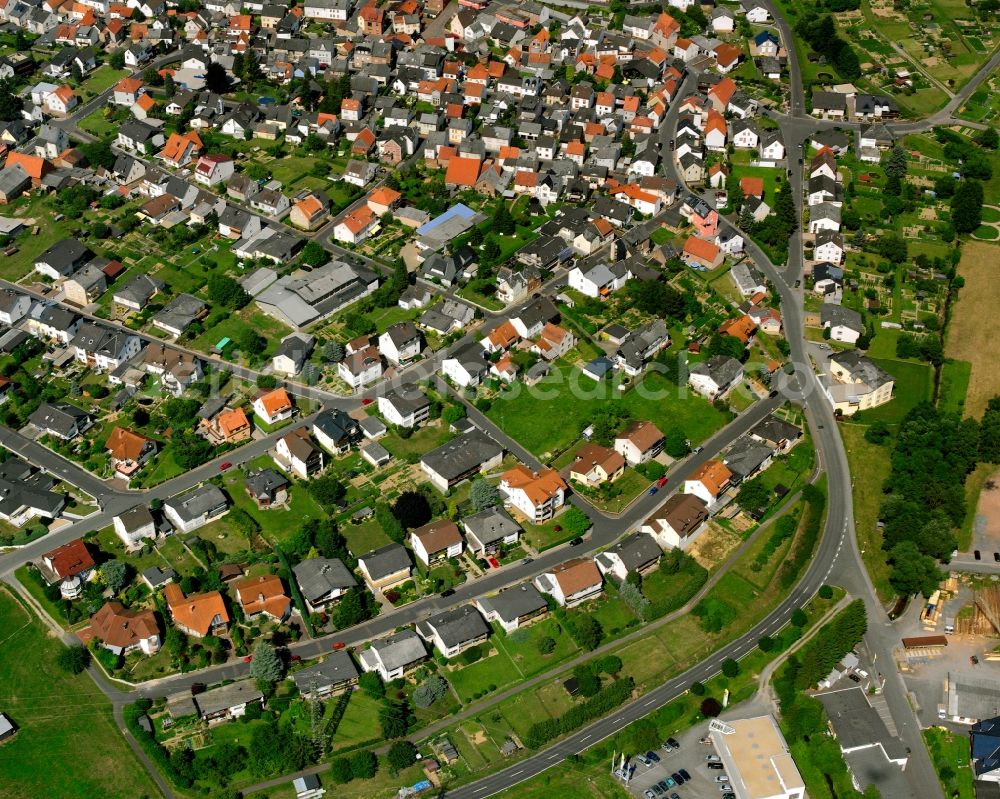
top-left (569, 537), bottom-right (583, 546)
top-left (671, 771), bottom-right (684, 785)
top-left (706, 755), bottom-right (721, 762)
top-left (678, 769), bottom-right (691, 781)
top-left (220, 461), bottom-right (233, 471)
top-left (648, 486), bottom-right (659, 496)
top-left (650, 785), bottom-right (664, 796)
top-left (440, 588), bottom-right (455, 597)
top-left (716, 775), bottom-right (730, 782)
top-left (848, 673), bottom-right (861, 683)
top-left (645, 751), bottom-right (660, 764)
top-left (719, 785), bottom-right (732, 793)
top-left (660, 742), bottom-right (673, 753)
top-left (994, 552), bottom-right (1000, 562)
top-left (644, 791), bottom-right (656, 799)
top-left (708, 762), bottom-right (725, 769)
top-left (667, 737), bottom-right (680, 749)
top-left (243, 655), bottom-right (253, 663)
top-left (636, 754), bottom-right (652, 767)
top-left (332, 642), bottom-right (346, 650)
top-left (975, 550), bottom-right (982, 560)
top-left (657, 475), bottom-right (669, 487)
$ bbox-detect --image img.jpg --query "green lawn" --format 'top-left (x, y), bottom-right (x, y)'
top-left (923, 727), bottom-right (975, 799)
top-left (853, 358), bottom-right (933, 425)
top-left (189, 308), bottom-right (292, 363)
top-left (840, 423), bottom-right (894, 600)
top-left (494, 617), bottom-right (580, 678)
top-left (0, 588), bottom-right (163, 799)
top-left (380, 423), bottom-right (454, 461)
top-left (571, 467), bottom-right (649, 514)
top-left (938, 359), bottom-right (972, 415)
top-left (587, 594), bottom-right (639, 638)
top-left (487, 368), bottom-right (730, 459)
top-left (79, 65), bottom-right (128, 95)
top-left (520, 515), bottom-right (582, 552)
top-left (449, 648), bottom-right (521, 702)
top-left (330, 691), bottom-right (382, 752)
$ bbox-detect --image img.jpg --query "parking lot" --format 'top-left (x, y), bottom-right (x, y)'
top-left (626, 724), bottom-right (735, 799)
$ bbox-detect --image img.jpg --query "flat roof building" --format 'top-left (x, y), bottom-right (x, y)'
top-left (708, 715), bottom-right (806, 799)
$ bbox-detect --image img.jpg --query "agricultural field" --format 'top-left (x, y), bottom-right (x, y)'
top-left (945, 240), bottom-right (1000, 417)
top-left (0, 588), bottom-right (163, 799)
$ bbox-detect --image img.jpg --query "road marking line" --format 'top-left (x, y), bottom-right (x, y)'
top-left (581, 735), bottom-right (592, 741)
top-left (548, 753), bottom-right (560, 760)
top-left (511, 770), bottom-right (523, 777)
top-left (644, 699), bottom-right (656, 707)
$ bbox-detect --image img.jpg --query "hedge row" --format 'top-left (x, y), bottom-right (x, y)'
top-left (778, 484), bottom-right (825, 588)
top-left (123, 701), bottom-right (192, 789)
top-left (523, 677), bottom-right (634, 749)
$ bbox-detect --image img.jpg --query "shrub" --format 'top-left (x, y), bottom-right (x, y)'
top-left (721, 658), bottom-right (740, 678)
top-left (818, 585), bottom-right (834, 600)
top-left (536, 636), bottom-right (556, 655)
top-left (701, 697), bottom-right (722, 717)
top-left (690, 681), bottom-right (706, 696)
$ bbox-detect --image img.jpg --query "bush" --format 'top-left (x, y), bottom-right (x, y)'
top-left (57, 645), bottom-right (91, 674)
top-left (359, 671), bottom-right (385, 699)
top-left (791, 608), bottom-right (808, 628)
top-left (413, 675), bottom-right (449, 709)
top-left (690, 681), bottom-right (706, 696)
top-left (818, 585), bottom-right (834, 600)
top-left (721, 658), bottom-right (740, 678)
top-left (536, 636), bottom-right (556, 654)
top-left (700, 697), bottom-right (722, 717)
top-left (460, 644), bottom-right (484, 665)
top-left (330, 757), bottom-right (353, 784)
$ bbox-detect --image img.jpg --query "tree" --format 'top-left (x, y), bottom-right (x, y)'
top-left (561, 506), bottom-right (591, 537)
top-left (706, 332), bottom-right (745, 360)
top-left (628, 718), bottom-right (660, 754)
top-left (375, 503), bottom-right (406, 543)
top-left (888, 540), bottom-right (942, 597)
top-left (109, 49), bottom-right (125, 70)
top-left (758, 635), bottom-right (775, 652)
top-left (978, 127), bottom-right (999, 150)
top-left (735, 477), bottom-right (770, 512)
top-left (205, 61), bottom-right (230, 93)
top-left (301, 241), bottom-right (327, 267)
top-left (57, 645), bottom-right (91, 674)
top-left (323, 340), bottom-right (345, 363)
top-left (791, 608), bottom-right (808, 627)
top-left (79, 141), bottom-right (116, 171)
top-left (690, 681), bottom-right (706, 696)
top-left (248, 641), bottom-right (284, 686)
top-left (700, 697), bottom-right (722, 717)
top-left (566, 614), bottom-right (603, 650)
top-left (359, 671), bottom-right (385, 699)
top-left (386, 740), bottom-right (417, 774)
top-left (309, 476), bottom-right (346, 511)
top-left (536, 636), bottom-right (556, 655)
top-left (412, 675), bottom-right (448, 708)
top-left (330, 757), bottom-right (353, 784)
top-left (952, 179), bottom-right (984, 233)
top-left (350, 750), bottom-right (378, 780)
top-left (442, 404), bottom-right (466, 425)
top-left (379, 700), bottom-right (413, 739)
top-left (100, 559), bottom-right (129, 594)
top-left (470, 479), bottom-right (500, 512)
top-left (392, 491), bottom-right (432, 529)
top-left (0, 78), bottom-right (23, 121)
top-left (332, 588), bottom-right (375, 629)
top-left (207, 274), bottom-right (251, 310)
top-left (721, 658), bottom-right (740, 678)
top-left (864, 420), bottom-right (891, 445)
top-left (493, 202), bottom-right (515, 235)
top-left (882, 145), bottom-right (908, 179)
top-left (164, 72), bottom-right (175, 99)
top-left (236, 328), bottom-right (266, 356)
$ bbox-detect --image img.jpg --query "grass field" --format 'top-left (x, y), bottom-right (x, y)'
top-left (853, 358), bottom-right (933, 425)
top-left (924, 726), bottom-right (976, 799)
top-left (449, 648), bottom-right (521, 702)
top-left (938, 359), bottom-right (972, 415)
top-left (487, 368), bottom-right (730, 459)
top-left (947, 241), bottom-right (1000, 417)
top-left (0, 588), bottom-right (162, 799)
top-left (840, 423), bottom-right (894, 600)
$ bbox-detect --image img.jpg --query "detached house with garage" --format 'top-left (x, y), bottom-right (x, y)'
top-left (535, 557), bottom-right (604, 608)
top-left (688, 355), bottom-right (744, 400)
top-left (253, 387), bottom-right (294, 425)
top-left (312, 408), bottom-right (360, 454)
top-left (416, 605), bottom-right (490, 659)
top-left (477, 582), bottom-right (548, 633)
top-left (614, 420), bottom-right (665, 466)
top-left (641, 492), bottom-right (709, 550)
top-left (90, 602), bottom-right (160, 656)
top-left (498, 464), bottom-right (567, 522)
top-left (462, 505), bottom-right (521, 556)
top-left (30, 401), bottom-right (92, 440)
top-left (360, 630), bottom-right (428, 681)
top-left (410, 519), bottom-right (464, 566)
top-left (595, 532), bottom-right (662, 581)
top-left (233, 574), bottom-right (291, 622)
top-left (39, 538), bottom-right (95, 600)
top-left (684, 459), bottom-right (733, 506)
top-left (105, 427), bottom-right (157, 478)
top-left (164, 583), bottom-right (229, 638)
top-left (358, 543), bottom-right (412, 591)
top-left (293, 557), bottom-right (358, 613)
top-left (113, 504), bottom-right (156, 550)
top-left (569, 443), bottom-right (626, 486)
top-left (163, 484), bottom-right (228, 534)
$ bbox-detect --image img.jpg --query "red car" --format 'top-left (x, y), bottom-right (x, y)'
top-left (657, 476), bottom-right (669, 487)
top-left (487, 556), bottom-right (500, 569)
top-left (332, 642), bottom-right (346, 650)
top-left (361, 398), bottom-right (374, 406)
top-left (243, 655), bottom-right (253, 663)
top-left (290, 655), bottom-right (301, 662)
top-left (220, 461), bottom-right (233, 471)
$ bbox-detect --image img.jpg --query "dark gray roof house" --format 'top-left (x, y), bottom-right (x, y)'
top-left (244, 468), bottom-right (289, 505)
top-left (749, 415), bottom-right (802, 451)
top-left (29, 402), bottom-right (91, 439)
top-left (477, 583), bottom-right (547, 629)
top-left (359, 630), bottom-right (428, 678)
top-left (290, 650), bottom-right (358, 696)
top-left (420, 431), bottom-right (503, 491)
top-left (292, 557), bottom-right (357, 609)
top-left (462, 506), bottom-right (521, 552)
top-left (595, 532), bottom-right (662, 575)
top-left (416, 605), bottom-right (490, 651)
top-left (722, 435), bottom-right (774, 482)
top-left (151, 294), bottom-right (206, 336)
top-left (358, 543), bottom-right (412, 584)
top-left (141, 565), bottom-right (176, 589)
